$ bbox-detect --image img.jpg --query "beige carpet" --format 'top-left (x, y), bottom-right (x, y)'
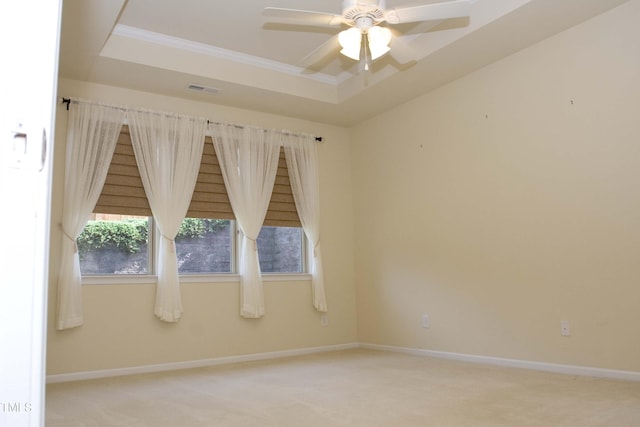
top-left (46, 349), bottom-right (640, 426)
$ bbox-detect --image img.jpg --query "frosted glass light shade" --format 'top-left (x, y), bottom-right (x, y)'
top-left (338, 28), bottom-right (362, 60)
top-left (368, 26), bottom-right (392, 60)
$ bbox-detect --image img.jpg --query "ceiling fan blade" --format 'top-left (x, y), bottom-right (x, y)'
top-left (301, 35), bottom-right (340, 67)
top-left (263, 7), bottom-right (343, 28)
top-left (385, 0), bottom-right (472, 25)
top-left (388, 34), bottom-right (417, 64)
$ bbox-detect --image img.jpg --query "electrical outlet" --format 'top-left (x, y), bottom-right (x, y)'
top-left (560, 320), bottom-right (570, 337)
top-left (422, 314), bottom-right (429, 328)
top-left (320, 314), bottom-right (328, 327)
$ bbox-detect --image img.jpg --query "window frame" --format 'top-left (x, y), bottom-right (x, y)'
top-left (81, 217), bottom-right (311, 285)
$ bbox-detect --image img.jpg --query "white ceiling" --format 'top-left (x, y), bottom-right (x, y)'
top-left (59, 0), bottom-right (629, 126)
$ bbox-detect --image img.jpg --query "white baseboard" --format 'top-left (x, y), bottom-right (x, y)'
top-left (46, 342), bottom-right (359, 384)
top-left (359, 343), bottom-right (640, 382)
top-left (47, 342), bottom-right (640, 384)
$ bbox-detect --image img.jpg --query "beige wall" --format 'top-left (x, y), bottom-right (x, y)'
top-left (352, 1), bottom-right (640, 372)
top-left (47, 79), bottom-right (357, 375)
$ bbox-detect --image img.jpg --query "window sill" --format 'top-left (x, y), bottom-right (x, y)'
top-left (81, 275), bottom-right (158, 285)
top-left (81, 273), bottom-right (311, 285)
top-left (262, 273), bottom-right (312, 282)
top-left (178, 273), bottom-right (311, 283)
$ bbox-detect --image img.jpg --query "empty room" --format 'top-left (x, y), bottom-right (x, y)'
top-left (8, 0), bottom-right (640, 425)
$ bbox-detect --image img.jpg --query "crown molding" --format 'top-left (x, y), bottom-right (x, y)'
top-left (112, 24), bottom-right (341, 86)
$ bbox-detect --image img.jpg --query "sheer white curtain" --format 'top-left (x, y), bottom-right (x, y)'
top-left (57, 102), bottom-right (125, 330)
top-left (283, 134), bottom-right (327, 312)
top-left (210, 124), bottom-right (281, 318)
top-left (128, 111), bottom-right (206, 322)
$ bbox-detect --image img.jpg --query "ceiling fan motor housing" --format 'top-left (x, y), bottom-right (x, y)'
top-left (342, 0), bottom-right (387, 26)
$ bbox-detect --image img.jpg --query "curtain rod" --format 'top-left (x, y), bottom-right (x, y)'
top-left (61, 98), bottom-right (323, 142)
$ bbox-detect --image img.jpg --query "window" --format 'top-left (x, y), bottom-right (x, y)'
top-left (80, 126), bottom-right (306, 277)
top-left (257, 226), bottom-right (304, 273)
top-left (79, 217), bottom-right (304, 275)
top-left (175, 218), bottom-right (233, 274)
top-left (78, 214), bottom-right (150, 275)
top-left (78, 216), bottom-right (237, 276)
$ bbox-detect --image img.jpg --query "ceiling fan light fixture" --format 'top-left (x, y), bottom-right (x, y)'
top-left (338, 27), bottom-right (362, 60)
top-left (367, 26), bottom-right (392, 60)
top-left (263, 0), bottom-right (473, 69)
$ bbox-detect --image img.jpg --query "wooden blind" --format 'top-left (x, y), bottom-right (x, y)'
top-left (94, 126), bottom-right (301, 227)
top-left (94, 127), bottom-right (150, 216)
top-left (186, 136), bottom-right (234, 220)
top-left (264, 148), bottom-right (302, 227)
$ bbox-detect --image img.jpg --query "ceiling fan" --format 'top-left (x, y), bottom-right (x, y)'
top-left (263, 0), bottom-right (472, 71)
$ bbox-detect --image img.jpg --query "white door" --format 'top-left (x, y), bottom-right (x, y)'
top-left (0, 1), bottom-right (61, 426)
